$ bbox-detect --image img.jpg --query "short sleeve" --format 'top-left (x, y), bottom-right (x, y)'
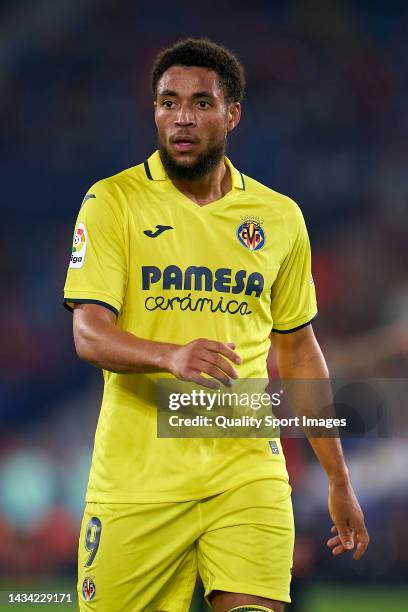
top-left (63, 181), bottom-right (128, 316)
top-left (271, 203), bottom-right (317, 333)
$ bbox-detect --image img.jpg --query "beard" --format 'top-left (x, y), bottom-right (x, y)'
top-left (158, 135), bottom-right (226, 181)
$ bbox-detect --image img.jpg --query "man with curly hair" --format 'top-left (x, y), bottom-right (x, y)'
top-left (64, 38), bottom-right (369, 612)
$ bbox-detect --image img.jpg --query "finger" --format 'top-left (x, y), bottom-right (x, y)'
top-left (353, 541), bottom-right (368, 560)
top-left (331, 525), bottom-right (338, 535)
top-left (353, 525), bottom-right (370, 560)
top-left (332, 543), bottom-right (347, 556)
top-left (353, 542), bottom-right (366, 561)
top-left (204, 340), bottom-right (241, 364)
top-left (327, 537), bottom-right (347, 554)
top-left (335, 521), bottom-right (354, 550)
top-left (327, 536), bottom-right (341, 548)
top-left (201, 352), bottom-right (239, 380)
top-left (196, 361), bottom-right (233, 387)
top-left (187, 372), bottom-right (220, 389)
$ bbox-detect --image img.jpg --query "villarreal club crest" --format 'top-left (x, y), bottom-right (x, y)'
top-left (237, 216), bottom-right (265, 252)
top-left (82, 576), bottom-right (96, 601)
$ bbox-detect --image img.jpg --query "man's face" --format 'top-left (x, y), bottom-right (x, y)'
top-left (154, 65), bottom-right (240, 180)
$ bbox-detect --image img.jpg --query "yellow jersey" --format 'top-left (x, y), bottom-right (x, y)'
top-left (64, 150), bottom-right (317, 502)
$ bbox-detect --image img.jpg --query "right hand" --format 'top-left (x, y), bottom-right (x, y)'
top-left (168, 339), bottom-right (241, 388)
top-left (327, 480), bottom-right (369, 560)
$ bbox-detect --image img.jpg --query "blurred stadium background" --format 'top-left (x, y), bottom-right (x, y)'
top-left (1, 0), bottom-right (407, 610)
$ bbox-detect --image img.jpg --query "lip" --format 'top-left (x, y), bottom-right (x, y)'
top-left (173, 141), bottom-right (197, 152)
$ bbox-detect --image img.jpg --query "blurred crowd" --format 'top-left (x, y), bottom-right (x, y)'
top-left (0, 0), bottom-right (407, 601)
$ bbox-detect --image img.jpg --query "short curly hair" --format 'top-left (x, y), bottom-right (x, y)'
top-left (151, 38), bottom-right (245, 103)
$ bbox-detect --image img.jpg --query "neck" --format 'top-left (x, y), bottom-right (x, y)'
top-left (170, 159), bottom-right (232, 206)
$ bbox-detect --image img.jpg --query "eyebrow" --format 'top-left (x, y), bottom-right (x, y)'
top-left (158, 89), bottom-right (216, 99)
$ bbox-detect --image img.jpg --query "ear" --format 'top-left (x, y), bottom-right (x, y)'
top-left (153, 100), bottom-right (158, 127)
top-left (226, 102), bottom-right (241, 133)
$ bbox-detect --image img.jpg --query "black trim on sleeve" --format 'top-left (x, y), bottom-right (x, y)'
top-left (272, 313), bottom-right (318, 334)
top-left (82, 193), bottom-right (96, 205)
top-left (63, 299), bottom-right (119, 316)
top-left (239, 171), bottom-right (246, 190)
top-left (144, 160), bottom-right (153, 180)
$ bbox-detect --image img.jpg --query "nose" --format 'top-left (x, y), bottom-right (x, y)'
top-left (175, 104), bottom-right (196, 127)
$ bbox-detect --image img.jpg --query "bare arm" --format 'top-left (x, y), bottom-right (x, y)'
top-left (271, 325), bottom-right (369, 560)
top-left (72, 303), bottom-right (240, 387)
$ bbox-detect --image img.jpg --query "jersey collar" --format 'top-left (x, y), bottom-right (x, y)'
top-left (144, 150), bottom-right (245, 190)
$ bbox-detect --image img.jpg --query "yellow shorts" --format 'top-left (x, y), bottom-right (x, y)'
top-left (77, 478), bottom-right (294, 611)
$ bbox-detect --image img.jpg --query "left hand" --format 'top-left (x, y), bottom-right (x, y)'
top-left (326, 480), bottom-right (369, 560)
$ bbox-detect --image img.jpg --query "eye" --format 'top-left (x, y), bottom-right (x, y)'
top-left (162, 100), bottom-right (175, 108)
top-left (198, 100), bottom-right (210, 108)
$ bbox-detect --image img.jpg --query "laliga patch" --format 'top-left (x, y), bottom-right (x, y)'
top-left (82, 576), bottom-right (96, 601)
top-left (70, 223), bottom-right (87, 268)
top-left (237, 216), bottom-right (265, 251)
